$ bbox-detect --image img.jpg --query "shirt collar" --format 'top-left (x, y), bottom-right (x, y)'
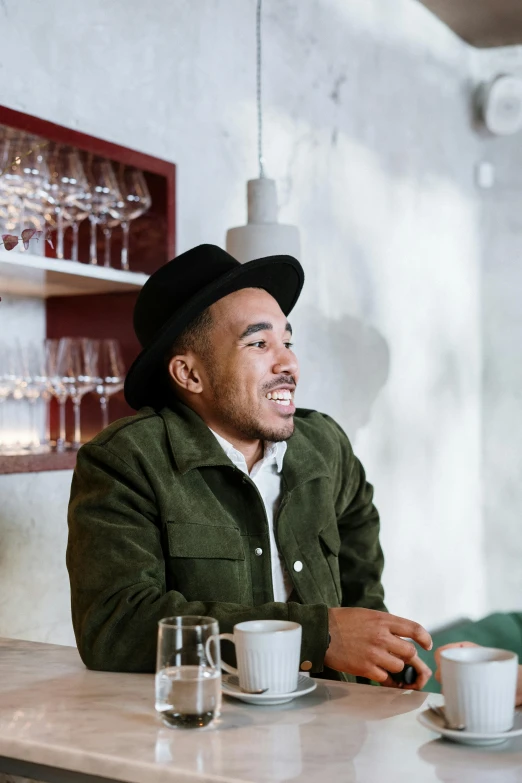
top-left (209, 428), bottom-right (287, 475)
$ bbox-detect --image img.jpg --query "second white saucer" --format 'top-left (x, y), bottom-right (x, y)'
top-left (417, 706), bottom-right (522, 746)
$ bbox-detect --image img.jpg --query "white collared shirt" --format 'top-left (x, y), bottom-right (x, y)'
top-left (209, 429), bottom-right (293, 602)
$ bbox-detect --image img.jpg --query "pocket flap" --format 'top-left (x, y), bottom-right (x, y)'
top-left (167, 522), bottom-right (245, 560)
top-left (319, 525), bottom-right (341, 556)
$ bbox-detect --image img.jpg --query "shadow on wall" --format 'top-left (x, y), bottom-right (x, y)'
top-left (294, 307), bottom-right (390, 440)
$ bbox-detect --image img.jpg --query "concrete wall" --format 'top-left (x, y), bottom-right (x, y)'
top-left (0, 0), bottom-right (518, 645)
top-left (472, 48), bottom-right (522, 616)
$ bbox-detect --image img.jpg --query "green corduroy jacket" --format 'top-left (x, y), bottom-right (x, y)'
top-left (67, 401), bottom-right (386, 674)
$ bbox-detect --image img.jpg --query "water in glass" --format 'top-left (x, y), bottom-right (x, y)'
top-left (155, 616), bottom-right (221, 730)
top-left (155, 665), bottom-right (221, 729)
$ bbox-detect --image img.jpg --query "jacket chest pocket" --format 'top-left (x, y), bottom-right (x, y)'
top-left (166, 522), bottom-right (245, 603)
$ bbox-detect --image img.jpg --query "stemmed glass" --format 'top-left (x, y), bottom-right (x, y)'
top-left (114, 167), bottom-right (152, 270)
top-left (0, 343), bottom-right (16, 453)
top-left (57, 337), bottom-right (98, 450)
top-left (85, 157), bottom-right (122, 266)
top-left (66, 200), bottom-right (91, 262)
top-left (94, 339), bottom-right (125, 429)
top-left (31, 343), bottom-right (53, 451)
top-left (0, 133), bottom-right (28, 241)
top-left (0, 129), bottom-right (11, 228)
top-left (46, 147), bottom-right (90, 260)
top-left (3, 134), bottom-right (50, 247)
top-left (4, 342), bottom-right (27, 451)
top-left (45, 338), bottom-right (69, 452)
top-left (20, 342), bottom-right (45, 451)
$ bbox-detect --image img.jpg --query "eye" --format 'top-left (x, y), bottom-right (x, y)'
top-left (284, 342), bottom-right (294, 349)
top-left (248, 340), bottom-right (266, 348)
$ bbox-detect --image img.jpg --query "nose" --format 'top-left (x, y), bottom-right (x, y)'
top-left (272, 346), bottom-right (299, 379)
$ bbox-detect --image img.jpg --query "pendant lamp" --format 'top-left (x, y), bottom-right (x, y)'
top-left (226, 0), bottom-right (300, 263)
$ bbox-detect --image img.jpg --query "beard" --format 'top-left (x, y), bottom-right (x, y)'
top-left (206, 371), bottom-right (296, 443)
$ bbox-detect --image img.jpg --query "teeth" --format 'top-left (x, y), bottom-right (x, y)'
top-left (266, 389), bottom-right (293, 401)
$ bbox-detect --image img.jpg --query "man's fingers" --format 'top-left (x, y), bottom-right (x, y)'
top-left (368, 666), bottom-right (391, 684)
top-left (375, 651), bottom-right (407, 674)
top-left (381, 674), bottom-right (401, 689)
top-left (387, 635), bottom-right (417, 663)
top-left (409, 656), bottom-right (432, 690)
top-left (388, 617), bottom-right (432, 651)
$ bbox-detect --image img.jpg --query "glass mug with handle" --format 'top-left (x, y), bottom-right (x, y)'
top-left (155, 616), bottom-right (222, 730)
top-left (217, 620), bottom-right (302, 694)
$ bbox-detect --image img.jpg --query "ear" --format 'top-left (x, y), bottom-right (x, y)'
top-left (168, 354), bottom-right (203, 394)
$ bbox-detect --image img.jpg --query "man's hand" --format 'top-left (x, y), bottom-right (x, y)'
top-left (381, 652), bottom-right (432, 691)
top-left (434, 642), bottom-right (522, 706)
top-left (324, 607), bottom-right (433, 687)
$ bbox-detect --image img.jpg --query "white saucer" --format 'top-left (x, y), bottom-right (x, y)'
top-left (222, 674), bottom-right (317, 705)
top-left (418, 706), bottom-right (522, 746)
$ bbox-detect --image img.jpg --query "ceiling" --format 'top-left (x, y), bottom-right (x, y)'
top-left (418, 0), bottom-right (522, 48)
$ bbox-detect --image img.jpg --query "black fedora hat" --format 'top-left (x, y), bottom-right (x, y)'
top-left (124, 243), bottom-right (304, 410)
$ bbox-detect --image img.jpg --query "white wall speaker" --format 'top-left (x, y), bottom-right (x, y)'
top-left (477, 74), bottom-right (522, 136)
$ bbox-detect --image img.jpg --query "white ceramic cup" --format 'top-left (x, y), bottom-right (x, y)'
top-left (441, 646), bottom-right (518, 733)
top-left (218, 620), bottom-right (302, 694)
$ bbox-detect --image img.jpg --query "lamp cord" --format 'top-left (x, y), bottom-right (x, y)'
top-left (256, 0), bottom-right (265, 178)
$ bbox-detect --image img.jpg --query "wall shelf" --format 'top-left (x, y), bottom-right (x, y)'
top-left (0, 452), bottom-right (77, 475)
top-left (0, 104), bottom-right (176, 462)
top-left (0, 251), bottom-right (149, 299)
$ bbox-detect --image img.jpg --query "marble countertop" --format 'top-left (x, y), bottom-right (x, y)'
top-left (1, 638), bottom-right (522, 783)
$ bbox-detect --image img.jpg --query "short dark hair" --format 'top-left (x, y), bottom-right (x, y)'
top-left (164, 307), bottom-right (214, 368)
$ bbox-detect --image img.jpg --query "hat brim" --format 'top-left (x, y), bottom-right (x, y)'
top-left (124, 254), bottom-right (304, 410)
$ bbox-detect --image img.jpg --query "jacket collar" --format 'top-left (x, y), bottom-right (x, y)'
top-left (160, 401), bottom-right (330, 491)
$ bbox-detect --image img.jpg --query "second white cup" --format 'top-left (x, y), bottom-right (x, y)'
top-left (218, 620), bottom-right (302, 694)
top-left (441, 646), bottom-right (518, 733)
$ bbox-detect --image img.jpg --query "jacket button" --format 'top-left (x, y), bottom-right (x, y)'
top-left (255, 547), bottom-right (263, 556)
top-left (300, 660), bottom-right (312, 671)
top-left (293, 560), bottom-right (303, 572)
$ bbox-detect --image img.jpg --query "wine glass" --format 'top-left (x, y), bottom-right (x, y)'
top-left (94, 339), bottom-right (125, 429)
top-left (0, 342), bottom-right (16, 453)
top-left (57, 337), bottom-right (98, 450)
top-left (46, 146), bottom-right (90, 260)
top-left (45, 338), bottom-right (69, 452)
top-left (20, 341), bottom-right (51, 451)
top-left (0, 130), bottom-right (11, 226)
top-left (4, 134), bottom-right (50, 248)
top-left (4, 341), bottom-right (27, 452)
top-left (114, 167), bottom-right (152, 270)
top-left (0, 133), bottom-right (27, 243)
top-left (65, 200), bottom-right (91, 262)
top-left (85, 157), bottom-right (122, 266)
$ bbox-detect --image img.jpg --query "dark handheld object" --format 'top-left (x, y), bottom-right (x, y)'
top-left (389, 664), bottom-right (417, 686)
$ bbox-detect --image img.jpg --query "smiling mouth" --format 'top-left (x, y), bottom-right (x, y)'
top-left (265, 389), bottom-right (294, 407)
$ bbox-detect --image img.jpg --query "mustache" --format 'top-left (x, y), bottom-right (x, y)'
top-left (263, 376), bottom-right (297, 393)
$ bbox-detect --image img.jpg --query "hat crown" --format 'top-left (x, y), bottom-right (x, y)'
top-left (134, 244), bottom-right (239, 348)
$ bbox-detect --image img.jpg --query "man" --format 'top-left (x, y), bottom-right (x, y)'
top-left (67, 244), bottom-right (432, 686)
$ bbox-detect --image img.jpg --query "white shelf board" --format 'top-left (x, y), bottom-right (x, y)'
top-left (0, 250), bottom-right (149, 298)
